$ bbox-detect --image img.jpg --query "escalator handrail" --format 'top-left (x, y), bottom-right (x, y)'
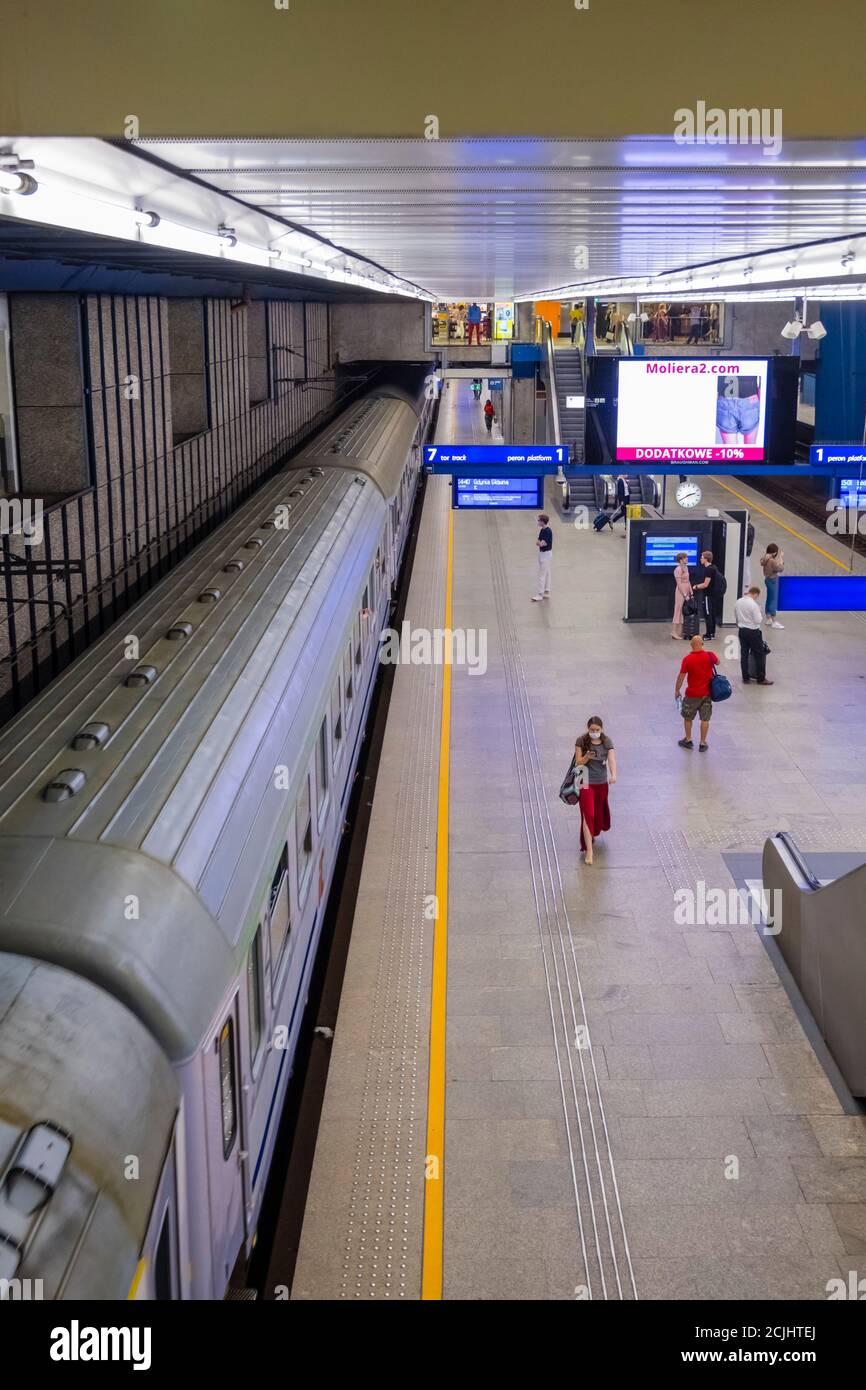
top-left (772, 831), bottom-right (823, 891)
top-left (540, 319), bottom-right (563, 452)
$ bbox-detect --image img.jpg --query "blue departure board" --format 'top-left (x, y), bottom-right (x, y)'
top-left (453, 476), bottom-right (543, 509)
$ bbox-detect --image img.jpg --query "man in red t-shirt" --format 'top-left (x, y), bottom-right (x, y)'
top-left (675, 634), bottom-right (719, 751)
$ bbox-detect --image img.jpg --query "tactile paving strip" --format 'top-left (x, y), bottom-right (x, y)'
top-left (293, 477), bottom-right (450, 1300)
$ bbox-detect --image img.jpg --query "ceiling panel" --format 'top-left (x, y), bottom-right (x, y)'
top-left (135, 137), bottom-right (866, 300)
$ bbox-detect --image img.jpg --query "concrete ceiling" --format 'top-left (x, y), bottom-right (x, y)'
top-left (135, 137), bottom-right (866, 302)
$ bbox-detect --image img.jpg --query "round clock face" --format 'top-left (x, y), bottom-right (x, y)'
top-left (676, 481), bottom-right (702, 509)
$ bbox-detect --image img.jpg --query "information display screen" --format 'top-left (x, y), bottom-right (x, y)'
top-left (453, 475), bottom-right (542, 509)
top-left (641, 533), bottom-right (700, 571)
top-left (617, 358), bottom-right (770, 462)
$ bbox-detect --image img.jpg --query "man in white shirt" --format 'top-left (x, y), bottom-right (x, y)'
top-left (736, 586), bottom-right (774, 685)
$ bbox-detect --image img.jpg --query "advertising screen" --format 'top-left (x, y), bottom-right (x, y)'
top-left (453, 475), bottom-right (542, 509)
top-left (617, 358), bottom-right (770, 462)
top-left (642, 533), bottom-right (700, 571)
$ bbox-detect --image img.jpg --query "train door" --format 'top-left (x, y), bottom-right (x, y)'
top-left (203, 998), bottom-right (248, 1294)
top-left (136, 1129), bottom-right (181, 1299)
top-left (239, 858), bottom-right (292, 1235)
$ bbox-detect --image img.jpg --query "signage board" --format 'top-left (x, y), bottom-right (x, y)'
top-left (453, 475), bottom-right (543, 509)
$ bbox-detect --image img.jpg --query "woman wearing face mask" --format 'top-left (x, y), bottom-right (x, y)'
top-left (573, 716), bottom-right (616, 866)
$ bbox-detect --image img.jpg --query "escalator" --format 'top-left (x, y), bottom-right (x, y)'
top-left (762, 831), bottom-right (866, 1097)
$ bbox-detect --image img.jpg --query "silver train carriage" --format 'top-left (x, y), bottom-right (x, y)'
top-left (0, 385), bottom-right (428, 1299)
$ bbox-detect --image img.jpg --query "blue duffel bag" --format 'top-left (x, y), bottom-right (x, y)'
top-left (710, 665), bottom-right (732, 702)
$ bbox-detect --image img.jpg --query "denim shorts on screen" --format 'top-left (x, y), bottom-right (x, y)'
top-left (716, 396), bottom-right (760, 434)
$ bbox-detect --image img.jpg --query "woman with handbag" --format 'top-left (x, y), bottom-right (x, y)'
top-left (573, 716), bottom-right (616, 866)
top-left (671, 551), bottom-right (694, 640)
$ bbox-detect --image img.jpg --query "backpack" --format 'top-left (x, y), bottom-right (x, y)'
top-left (715, 570), bottom-right (728, 596)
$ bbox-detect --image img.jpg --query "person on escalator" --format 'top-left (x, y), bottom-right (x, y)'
top-left (483, 398), bottom-right (495, 433)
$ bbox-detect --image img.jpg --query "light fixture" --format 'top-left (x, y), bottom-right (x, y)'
top-left (781, 314), bottom-right (827, 341)
top-left (217, 224), bottom-right (237, 248)
top-left (132, 208), bottom-right (160, 229)
top-left (0, 167), bottom-right (38, 195)
top-left (841, 253), bottom-right (855, 270)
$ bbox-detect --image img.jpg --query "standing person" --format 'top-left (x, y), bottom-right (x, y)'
top-left (573, 716), bottom-right (616, 865)
top-left (569, 302), bottom-right (584, 343)
top-left (466, 301), bottom-right (482, 346)
top-left (483, 398), bottom-right (495, 433)
top-left (675, 634), bottom-right (720, 752)
top-left (671, 551), bottom-right (694, 640)
top-left (532, 512), bottom-right (553, 601)
top-left (693, 549), bottom-right (722, 640)
top-left (685, 303), bottom-right (702, 344)
top-left (736, 585), bottom-right (774, 685)
top-left (760, 543), bottom-right (785, 629)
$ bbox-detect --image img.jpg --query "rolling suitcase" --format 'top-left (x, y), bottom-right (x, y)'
top-left (593, 510), bottom-right (610, 532)
top-left (746, 638), bottom-right (771, 679)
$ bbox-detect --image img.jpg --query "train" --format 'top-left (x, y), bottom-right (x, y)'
top-left (0, 383), bottom-right (429, 1299)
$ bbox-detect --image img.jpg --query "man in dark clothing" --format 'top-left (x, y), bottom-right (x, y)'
top-left (608, 473), bottom-right (631, 526)
top-left (532, 512), bottom-right (553, 601)
top-left (693, 548), bottom-right (722, 640)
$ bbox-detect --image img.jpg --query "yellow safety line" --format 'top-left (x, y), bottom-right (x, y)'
top-left (127, 1258), bottom-right (146, 1300)
top-left (421, 506), bottom-right (453, 1300)
top-left (709, 477), bottom-right (852, 572)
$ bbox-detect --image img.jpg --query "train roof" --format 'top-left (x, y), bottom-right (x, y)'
top-left (0, 392), bottom-right (418, 1058)
top-left (0, 953), bottom-right (178, 1298)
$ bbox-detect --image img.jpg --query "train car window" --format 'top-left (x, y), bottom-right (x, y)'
top-left (247, 925), bottom-right (266, 1061)
top-left (316, 716), bottom-right (329, 817)
top-left (331, 676), bottom-right (343, 755)
top-left (218, 1019), bottom-right (238, 1158)
top-left (354, 615), bottom-right (362, 669)
top-left (296, 773), bottom-right (313, 891)
top-left (267, 846), bottom-right (291, 977)
top-left (154, 1203), bottom-right (176, 1300)
top-left (343, 643), bottom-right (354, 708)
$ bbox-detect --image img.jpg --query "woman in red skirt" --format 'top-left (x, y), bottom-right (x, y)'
top-left (574, 715), bottom-right (617, 865)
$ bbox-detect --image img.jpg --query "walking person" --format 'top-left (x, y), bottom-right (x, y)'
top-left (532, 512), bottom-right (553, 601)
top-left (608, 472), bottom-right (631, 526)
top-left (736, 585), bottom-right (774, 685)
top-left (760, 542), bottom-right (785, 629)
top-left (483, 398), bottom-right (495, 433)
top-left (693, 549), bottom-right (723, 640)
top-left (671, 550), bottom-right (694, 640)
top-left (573, 716), bottom-right (616, 865)
top-left (466, 301), bottom-right (482, 346)
top-left (675, 634), bottom-right (720, 752)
